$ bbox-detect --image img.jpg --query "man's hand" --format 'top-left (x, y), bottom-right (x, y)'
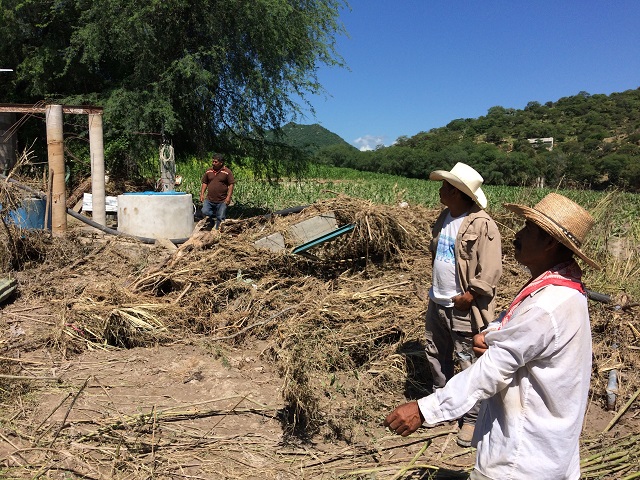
top-left (383, 401), bottom-right (423, 437)
top-left (452, 290), bottom-right (475, 311)
top-left (473, 331), bottom-right (489, 357)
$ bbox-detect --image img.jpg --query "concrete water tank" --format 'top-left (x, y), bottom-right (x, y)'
top-left (117, 192), bottom-right (194, 239)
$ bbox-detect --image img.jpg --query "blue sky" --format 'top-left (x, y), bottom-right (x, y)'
top-left (295, 0), bottom-right (640, 151)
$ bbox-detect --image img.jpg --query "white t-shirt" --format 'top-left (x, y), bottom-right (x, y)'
top-left (430, 212), bottom-right (467, 307)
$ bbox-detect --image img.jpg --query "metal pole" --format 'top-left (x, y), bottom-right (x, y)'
top-left (89, 113), bottom-right (106, 226)
top-left (45, 105), bottom-right (67, 233)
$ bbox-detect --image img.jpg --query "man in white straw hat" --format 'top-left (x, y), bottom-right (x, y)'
top-left (423, 162), bottom-right (502, 447)
top-left (384, 192), bottom-right (599, 480)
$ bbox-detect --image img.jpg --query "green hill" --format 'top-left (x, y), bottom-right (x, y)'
top-left (313, 88), bottom-right (640, 192)
top-left (276, 122), bottom-right (357, 154)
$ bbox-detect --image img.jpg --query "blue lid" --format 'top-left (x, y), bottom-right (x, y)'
top-left (122, 191), bottom-right (188, 196)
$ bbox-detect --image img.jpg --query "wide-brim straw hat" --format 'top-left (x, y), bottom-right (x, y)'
top-left (504, 192), bottom-right (600, 269)
top-left (429, 162), bottom-right (487, 209)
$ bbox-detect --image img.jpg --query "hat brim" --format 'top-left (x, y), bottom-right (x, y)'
top-left (504, 202), bottom-right (600, 269)
top-left (430, 170), bottom-right (487, 209)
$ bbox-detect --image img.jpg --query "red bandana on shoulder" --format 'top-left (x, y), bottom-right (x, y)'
top-left (499, 260), bottom-right (585, 329)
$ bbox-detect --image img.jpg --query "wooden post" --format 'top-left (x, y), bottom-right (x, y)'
top-left (89, 113), bottom-right (106, 226)
top-left (0, 112), bottom-right (17, 173)
top-left (45, 105), bottom-right (67, 233)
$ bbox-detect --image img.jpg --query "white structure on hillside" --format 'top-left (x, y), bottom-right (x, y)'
top-left (528, 137), bottom-right (554, 151)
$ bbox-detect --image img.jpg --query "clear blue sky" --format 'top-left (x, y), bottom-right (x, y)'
top-left (296, 0), bottom-right (640, 151)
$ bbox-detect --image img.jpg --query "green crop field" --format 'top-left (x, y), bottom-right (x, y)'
top-left (178, 160), bottom-right (639, 226)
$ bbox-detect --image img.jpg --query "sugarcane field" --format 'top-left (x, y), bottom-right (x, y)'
top-left (1, 176), bottom-right (639, 480)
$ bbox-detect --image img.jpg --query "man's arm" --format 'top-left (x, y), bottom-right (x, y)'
top-left (466, 218), bottom-right (503, 298)
top-left (225, 183), bottom-right (234, 205)
top-left (199, 183), bottom-right (207, 203)
top-left (386, 306), bottom-right (555, 433)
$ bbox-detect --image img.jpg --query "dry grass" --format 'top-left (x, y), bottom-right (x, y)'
top-left (1, 193), bottom-right (639, 479)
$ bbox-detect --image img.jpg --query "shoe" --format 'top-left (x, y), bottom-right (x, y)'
top-left (456, 423), bottom-right (475, 447)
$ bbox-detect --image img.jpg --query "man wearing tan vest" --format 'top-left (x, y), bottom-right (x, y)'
top-left (424, 162), bottom-right (502, 446)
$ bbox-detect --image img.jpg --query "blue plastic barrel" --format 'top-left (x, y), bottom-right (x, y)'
top-left (7, 198), bottom-right (49, 230)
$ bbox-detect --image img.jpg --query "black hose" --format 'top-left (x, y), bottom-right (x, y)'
top-left (586, 289), bottom-right (611, 304)
top-left (65, 207), bottom-right (190, 244)
top-left (272, 205), bottom-right (308, 216)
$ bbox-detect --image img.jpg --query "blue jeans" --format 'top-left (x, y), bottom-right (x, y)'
top-left (202, 199), bottom-right (227, 229)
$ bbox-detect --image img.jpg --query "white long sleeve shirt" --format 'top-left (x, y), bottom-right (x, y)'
top-left (418, 284), bottom-right (592, 480)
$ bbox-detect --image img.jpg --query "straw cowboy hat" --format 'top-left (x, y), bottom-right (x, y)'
top-left (504, 192), bottom-right (600, 269)
top-left (429, 162), bottom-right (487, 209)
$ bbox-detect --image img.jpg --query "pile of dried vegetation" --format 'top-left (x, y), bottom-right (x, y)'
top-left (1, 188), bottom-right (639, 478)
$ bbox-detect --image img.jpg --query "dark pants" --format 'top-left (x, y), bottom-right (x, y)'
top-left (424, 299), bottom-right (480, 425)
top-left (202, 199), bottom-right (227, 229)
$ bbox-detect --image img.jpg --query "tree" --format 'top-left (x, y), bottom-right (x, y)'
top-left (484, 127), bottom-right (504, 145)
top-left (313, 143), bottom-right (358, 168)
top-left (0, 0), bottom-right (347, 178)
top-left (598, 154), bottom-right (630, 187)
top-left (621, 157), bottom-right (640, 192)
top-left (524, 101), bottom-right (542, 113)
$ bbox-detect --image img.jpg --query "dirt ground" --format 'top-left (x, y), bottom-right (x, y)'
top-left (1, 197), bottom-right (639, 479)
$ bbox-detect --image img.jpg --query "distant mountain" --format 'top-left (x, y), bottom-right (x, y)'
top-left (275, 122), bottom-right (358, 154)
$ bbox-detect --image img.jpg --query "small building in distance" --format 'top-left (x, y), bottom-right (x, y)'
top-left (528, 137), bottom-right (554, 151)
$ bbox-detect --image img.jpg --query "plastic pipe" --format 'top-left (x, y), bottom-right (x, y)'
top-left (606, 369), bottom-right (618, 411)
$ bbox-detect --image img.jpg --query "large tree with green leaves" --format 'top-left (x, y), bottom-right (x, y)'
top-left (0, 0), bottom-right (347, 177)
